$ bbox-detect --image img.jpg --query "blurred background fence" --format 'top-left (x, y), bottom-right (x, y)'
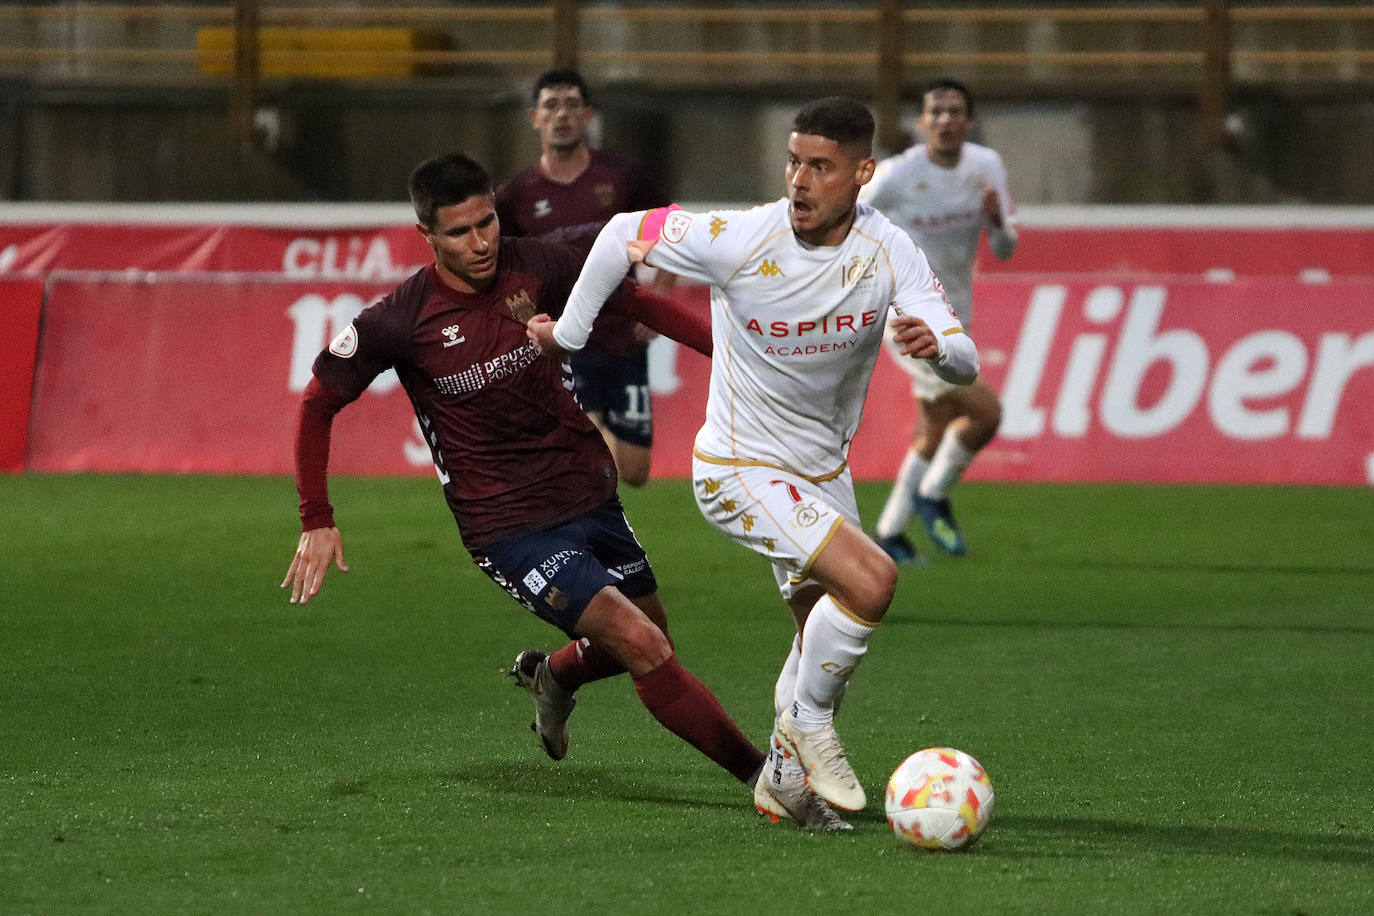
top-left (1, 2), bottom-right (1372, 202)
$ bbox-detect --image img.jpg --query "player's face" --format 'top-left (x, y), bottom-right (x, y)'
top-left (531, 85), bottom-right (592, 153)
top-left (421, 194), bottom-right (501, 293)
top-left (919, 88), bottom-right (972, 164)
top-left (785, 132), bottom-right (876, 247)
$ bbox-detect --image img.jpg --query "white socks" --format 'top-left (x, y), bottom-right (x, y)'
top-left (876, 426), bottom-right (976, 537)
top-left (773, 634), bottom-right (802, 720)
top-left (919, 428), bottom-right (975, 500)
top-left (790, 595), bottom-right (875, 731)
top-left (875, 448), bottom-right (929, 539)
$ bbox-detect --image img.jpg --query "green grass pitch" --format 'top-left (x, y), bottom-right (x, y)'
top-left (2, 474), bottom-right (1371, 914)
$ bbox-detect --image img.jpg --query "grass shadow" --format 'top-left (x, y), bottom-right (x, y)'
top-left (993, 813), bottom-right (1374, 867)
top-left (883, 613), bottom-right (1374, 637)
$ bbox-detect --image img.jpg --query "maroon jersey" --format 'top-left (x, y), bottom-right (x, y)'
top-left (308, 238), bottom-right (623, 550)
top-left (495, 149), bottom-right (669, 357)
top-left (495, 148), bottom-right (668, 238)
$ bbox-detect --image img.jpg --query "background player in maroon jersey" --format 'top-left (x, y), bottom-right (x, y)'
top-left (495, 68), bottom-right (673, 487)
top-left (279, 153), bottom-right (784, 819)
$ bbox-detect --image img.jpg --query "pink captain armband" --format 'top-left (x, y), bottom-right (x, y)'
top-left (637, 204), bottom-right (682, 243)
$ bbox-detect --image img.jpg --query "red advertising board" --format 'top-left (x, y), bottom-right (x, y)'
top-left (0, 276), bottom-right (44, 472)
top-left (0, 220), bottom-right (429, 277)
top-left (855, 278), bottom-right (1374, 485)
top-left (977, 224), bottom-right (1374, 280)
top-left (10, 212), bottom-right (1374, 485)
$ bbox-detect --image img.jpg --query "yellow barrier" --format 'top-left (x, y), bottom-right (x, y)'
top-left (196, 27), bottom-right (450, 78)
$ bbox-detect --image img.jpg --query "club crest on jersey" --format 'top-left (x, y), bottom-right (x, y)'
top-left (663, 211), bottom-right (693, 244)
top-left (842, 255), bottom-right (879, 289)
top-left (441, 324), bottom-right (466, 348)
top-left (594, 183), bottom-right (616, 208)
top-left (328, 323), bottom-right (358, 358)
top-left (533, 199), bottom-right (552, 219)
top-left (505, 289), bottom-right (535, 322)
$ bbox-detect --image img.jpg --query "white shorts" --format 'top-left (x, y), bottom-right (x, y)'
top-left (691, 452), bottom-right (859, 600)
top-left (883, 330), bottom-right (959, 402)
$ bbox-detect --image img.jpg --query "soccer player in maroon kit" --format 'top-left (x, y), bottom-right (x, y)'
top-left (280, 153), bottom-right (772, 814)
top-left (495, 68), bottom-right (670, 487)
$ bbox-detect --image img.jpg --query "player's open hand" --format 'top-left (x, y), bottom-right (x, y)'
top-left (891, 315), bottom-right (939, 360)
top-left (526, 313), bottom-right (564, 356)
top-left (281, 526), bottom-right (348, 605)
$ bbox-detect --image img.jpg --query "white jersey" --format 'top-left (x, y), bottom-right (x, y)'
top-left (859, 142), bottom-right (1016, 328)
top-left (635, 199), bottom-right (972, 479)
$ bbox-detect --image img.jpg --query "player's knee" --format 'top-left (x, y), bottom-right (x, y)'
top-left (848, 551), bottom-right (897, 622)
top-left (620, 621), bottom-right (673, 672)
top-left (619, 465), bottom-right (650, 488)
top-left (601, 606), bottom-right (673, 673)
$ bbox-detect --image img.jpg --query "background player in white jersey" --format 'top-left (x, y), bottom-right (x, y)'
top-left (527, 97), bottom-right (979, 829)
top-left (860, 78), bottom-right (1018, 562)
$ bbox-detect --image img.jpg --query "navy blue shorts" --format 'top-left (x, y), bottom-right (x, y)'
top-left (571, 350), bottom-right (653, 448)
top-left (470, 497), bottom-right (658, 636)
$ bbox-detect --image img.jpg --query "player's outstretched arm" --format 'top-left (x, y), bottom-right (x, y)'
top-left (282, 526), bottom-right (349, 605)
top-left (552, 210), bottom-right (649, 353)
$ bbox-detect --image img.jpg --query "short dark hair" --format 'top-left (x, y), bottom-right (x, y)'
top-left (791, 96), bottom-right (875, 156)
top-left (407, 153), bottom-right (492, 228)
top-left (925, 78), bottom-right (975, 117)
top-left (531, 67), bottom-right (591, 107)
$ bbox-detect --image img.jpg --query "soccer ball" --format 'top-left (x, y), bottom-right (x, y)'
top-left (885, 747), bottom-right (994, 851)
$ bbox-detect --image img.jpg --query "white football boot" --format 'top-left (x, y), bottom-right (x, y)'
top-left (753, 738), bottom-right (852, 831)
top-left (506, 650), bottom-right (575, 760)
top-left (775, 706), bottom-right (866, 811)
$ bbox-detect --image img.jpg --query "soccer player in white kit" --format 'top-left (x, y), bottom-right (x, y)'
top-left (859, 79), bottom-right (1017, 562)
top-left (527, 97), bottom-right (979, 829)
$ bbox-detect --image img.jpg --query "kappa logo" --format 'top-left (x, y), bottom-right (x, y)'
top-left (441, 324), bottom-right (466, 348)
top-left (749, 259), bottom-right (786, 278)
top-left (594, 183), bottom-right (616, 207)
top-left (708, 216), bottom-right (728, 241)
top-left (533, 199), bottom-right (552, 219)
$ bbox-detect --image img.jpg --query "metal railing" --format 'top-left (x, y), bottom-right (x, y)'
top-left (1, 3), bottom-right (1371, 150)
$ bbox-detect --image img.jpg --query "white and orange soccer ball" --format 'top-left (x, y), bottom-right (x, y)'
top-left (885, 747), bottom-right (995, 851)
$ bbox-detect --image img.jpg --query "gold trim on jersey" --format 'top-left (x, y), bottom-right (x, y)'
top-left (693, 448), bottom-right (848, 485)
top-left (942, 327), bottom-right (967, 337)
top-left (802, 516), bottom-right (845, 578)
top-left (783, 514), bottom-right (844, 582)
